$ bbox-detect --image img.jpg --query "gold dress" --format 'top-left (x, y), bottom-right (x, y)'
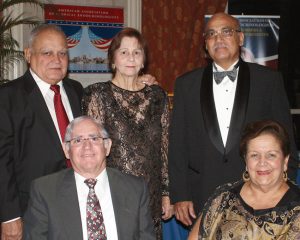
top-left (82, 81), bottom-right (169, 239)
top-left (199, 180), bottom-right (300, 239)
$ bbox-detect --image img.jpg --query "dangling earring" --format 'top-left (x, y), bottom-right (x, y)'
top-left (283, 171), bottom-right (288, 182)
top-left (112, 64), bottom-right (115, 70)
top-left (243, 170), bottom-right (250, 182)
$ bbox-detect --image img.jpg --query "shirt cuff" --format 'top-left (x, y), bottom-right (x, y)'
top-left (2, 217), bottom-right (21, 223)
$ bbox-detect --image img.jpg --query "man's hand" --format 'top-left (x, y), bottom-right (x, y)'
top-left (174, 201), bottom-right (196, 226)
top-left (137, 74), bottom-right (158, 86)
top-left (162, 196), bottom-right (174, 220)
top-left (1, 219), bottom-right (23, 240)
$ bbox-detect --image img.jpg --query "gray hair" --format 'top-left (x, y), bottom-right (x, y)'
top-left (64, 116), bottom-right (109, 146)
top-left (27, 24), bottom-right (67, 48)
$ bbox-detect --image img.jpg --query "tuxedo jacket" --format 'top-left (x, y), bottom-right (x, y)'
top-left (168, 60), bottom-right (298, 214)
top-left (0, 70), bottom-right (83, 222)
top-left (23, 167), bottom-right (155, 240)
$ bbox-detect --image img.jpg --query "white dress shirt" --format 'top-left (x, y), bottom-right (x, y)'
top-left (75, 169), bottom-right (118, 240)
top-left (213, 60), bottom-right (239, 146)
top-left (30, 69), bottom-right (74, 143)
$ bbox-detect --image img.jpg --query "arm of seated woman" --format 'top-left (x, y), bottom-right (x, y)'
top-left (188, 214), bottom-right (202, 240)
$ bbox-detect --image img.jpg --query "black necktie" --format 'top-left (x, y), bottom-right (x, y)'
top-left (213, 61), bottom-right (239, 84)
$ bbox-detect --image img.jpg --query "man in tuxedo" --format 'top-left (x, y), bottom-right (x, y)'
top-left (23, 116), bottom-right (155, 240)
top-left (0, 24), bottom-right (83, 239)
top-left (168, 13), bottom-right (298, 226)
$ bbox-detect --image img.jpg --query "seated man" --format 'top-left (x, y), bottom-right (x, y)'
top-left (23, 116), bottom-right (155, 240)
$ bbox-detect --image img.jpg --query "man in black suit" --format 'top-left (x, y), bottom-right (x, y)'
top-left (23, 116), bottom-right (155, 240)
top-left (168, 13), bottom-right (298, 226)
top-left (0, 25), bottom-right (83, 239)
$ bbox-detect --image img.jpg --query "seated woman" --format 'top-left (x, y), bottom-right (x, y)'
top-left (188, 120), bottom-right (300, 239)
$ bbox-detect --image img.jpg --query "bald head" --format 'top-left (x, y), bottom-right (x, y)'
top-left (205, 13), bottom-right (241, 32)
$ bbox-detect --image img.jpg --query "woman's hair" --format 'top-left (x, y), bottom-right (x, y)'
top-left (107, 27), bottom-right (148, 77)
top-left (240, 120), bottom-right (290, 158)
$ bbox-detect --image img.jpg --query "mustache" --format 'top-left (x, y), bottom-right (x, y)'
top-left (213, 43), bottom-right (228, 50)
top-left (48, 65), bottom-right (63, 68)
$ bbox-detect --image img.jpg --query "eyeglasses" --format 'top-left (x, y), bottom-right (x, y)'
top-left (203, 28), bottom-right (241, 40)
top-left (66, 135), bottom-right (108, 146)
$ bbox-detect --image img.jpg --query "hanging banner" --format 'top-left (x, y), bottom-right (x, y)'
top-left (238, 15), bottom-right (279, 69)
top-left (205, 15), bottom-right (280, 69)
top-left (45, 4), bottom-right (124, 73)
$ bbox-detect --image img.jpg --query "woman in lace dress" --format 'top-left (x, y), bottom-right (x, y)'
top-left (82, 27), bottom-right (173, 239)
top-left (188, 120), bottom-right (300, 240)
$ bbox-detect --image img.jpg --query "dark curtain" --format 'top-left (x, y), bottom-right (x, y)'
top-left (142, 0), bottom-right (228, 93)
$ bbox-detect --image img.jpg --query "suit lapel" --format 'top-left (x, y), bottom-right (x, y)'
top-left (201, 63), bottom-right (224, 153)
top-left (24, 71), bottom-right (63, 154)
top-left (57, 169), bottom-right (83, 239)
top-left (226, 60), bottom-right (250, 152)
top-left (63, 79), bottom-right (81, 118)
top-left (107, 169), bottom-right (131, 239)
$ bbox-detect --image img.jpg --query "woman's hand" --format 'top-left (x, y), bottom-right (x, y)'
top-left (162, 196), bottom-right (174, 220)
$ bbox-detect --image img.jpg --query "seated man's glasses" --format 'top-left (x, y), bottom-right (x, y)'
top-left (203, 28), bottom-right (241, 40)
top-left (67, 135), bottom-right (108, 146)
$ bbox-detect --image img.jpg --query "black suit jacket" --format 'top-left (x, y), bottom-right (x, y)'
top-left (0, 70), bottom-right (83, 222)
top-left (23, 168), bottom-right (155, 240)
top-left (168, 61), bottom-right (298, 214)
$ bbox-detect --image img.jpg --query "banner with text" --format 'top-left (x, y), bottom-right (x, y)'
top-left (45, 4), bottom-right (124, 73)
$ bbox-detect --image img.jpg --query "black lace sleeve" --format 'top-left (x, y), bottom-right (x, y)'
top-left (161, 93), bottom-right (170, 196)
top-left (82, 83), bottom-right (106, 125)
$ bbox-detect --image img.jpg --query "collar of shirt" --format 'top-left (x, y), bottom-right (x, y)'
top-left (30, 68), bottom-right (63, 97)
top-left (74, 169), bottom-right (108, 189)
top-left (74, 169), bottom-right (109, 204)
top-left (213, 59), bottom-right (240, 72)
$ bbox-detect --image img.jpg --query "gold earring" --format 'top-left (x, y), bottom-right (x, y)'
top-left (243, 170), bottom-right (250, 182)
top-left (112, 64), bottom-right (115, 70)
top-left (283, 171), bottom-right (288, 182)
